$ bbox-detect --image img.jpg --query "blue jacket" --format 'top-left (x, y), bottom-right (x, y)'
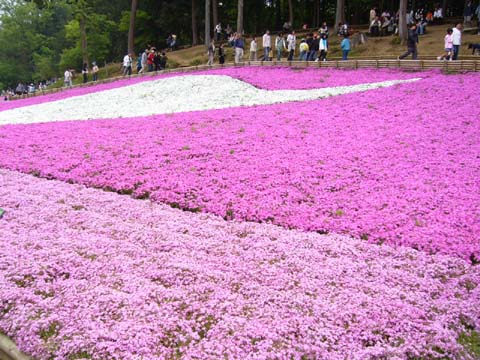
top-left (234, 38), bottom-right (244, 49)
top-left (341, 38), bottom-right (351, 51)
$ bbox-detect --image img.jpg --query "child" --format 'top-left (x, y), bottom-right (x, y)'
top-left (437, 28), bottom-right (453, 60)
top-left (340, 34), bottom-right (351, 60)
top-left (319, 33), bottom-right (328, 61)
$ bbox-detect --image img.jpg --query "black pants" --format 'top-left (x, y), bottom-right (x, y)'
top-left (287, 49), bottom-right (294, 61)
top-left (399, 46), bottom-right (418, 60)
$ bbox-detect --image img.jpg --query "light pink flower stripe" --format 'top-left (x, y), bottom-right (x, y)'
top-left (0, 169), bottom-right (479, 359)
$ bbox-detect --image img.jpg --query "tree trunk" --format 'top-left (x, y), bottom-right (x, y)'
top-left (288, 0), bottom-right (293, 27)
top-left (212, 0), bottom-right (218, 29)
top-left (334, 0), bottom-right (345, 33)
top-left (80, 15), bottom-right (88, 65)
top-left (237, 0), bottom-right (244, 34)
top-left (442, 0), bottom-right (447, 15)
top-left (398, 0), bottom-right (407, 43)
top-left (192, 0), bottom-right (198, 45)
top-left (127, 0), bottom-right (138, 54)
top-left (205, 0), bottom-right (211, 45)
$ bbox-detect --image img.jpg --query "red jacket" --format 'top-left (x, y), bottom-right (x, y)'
top-left (147, 52), bottom-right (155, 65)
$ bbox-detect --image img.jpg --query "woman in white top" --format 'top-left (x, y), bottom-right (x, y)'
top-left (250, 37), bottom-right (258, 61)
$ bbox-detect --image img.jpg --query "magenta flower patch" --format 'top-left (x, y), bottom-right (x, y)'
top-left (0, 69), bottom-right (478, 260)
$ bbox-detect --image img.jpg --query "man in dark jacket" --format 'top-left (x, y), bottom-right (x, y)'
top-left (399, 24), bottom-right (419, 60)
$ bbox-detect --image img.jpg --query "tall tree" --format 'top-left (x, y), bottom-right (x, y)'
top-left (334, 0), bottom-right (345, 33)
top-left (288, 0), bottom-right (293, 27)
top-left (192, 0), bottom-right (198, 45)
top-left (205, 0), bottom-right (211, 45)
top-left (212, 0), bottom-right (218, 28)
top-left (127, 0), bottom-right (138, 54)
top-left (398, 0), bottom-right (407, 42)
top-left (237, 0), bottom-right (244, 34)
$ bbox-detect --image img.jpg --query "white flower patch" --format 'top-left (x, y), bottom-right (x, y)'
top-left (0, 75), bottom-right (421, 125)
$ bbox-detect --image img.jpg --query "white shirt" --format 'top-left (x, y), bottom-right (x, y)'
top-left (452, 27), bottom-right (461, 45)
top-left (250, 40), bottom-right (257, 52)
top-left (64, 70), bottom-right (71, 81)
top-left (287, 34), bottom-right (296, 51)
top-left (123, 55), bottom-right (132, 67)
top-left (262, 34), bottom-right (271, 48)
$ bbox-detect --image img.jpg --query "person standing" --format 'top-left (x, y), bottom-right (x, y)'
top-left (123, 52), bottom-right (133, 76)
top-left (398, 24), bottom-right (419, 60)
top-left (275, 33), bottom-right (285, 61)
top-left (299, 39), bottom-right (309, 61)
top-left (464, 0), bottom-right (475, 27)
top-left (82, 63), bottom-right (88, 83)
top-left (287, 30), bottom-right (296, 61)
top-left (215, 23), bottom-right (222, 41)
top-left (452, 23), bottom-right (462, 60)
top-left (218, 43), bottom-right (226, 64)
top-left (319, 33), bottom-right (328, 61)
top-left (147, 49), bottom-right (155, 72)
top-left (139, 47), bottom-right (148, 74)
top-left (310, 33), bottom-right (320, 61)
top-left (262, 30), bottom-right (271, 61)
top-left (476, 3), bottom-right (480, 34)
top-left (340, 34), bottom-right (351, 60)
top-left (92, 62), bottom-right (99, 81)
top-left (207, 39), bottom-right (215, 66)
top-left (159, 52), bottom-right (168, 70)
top-left (250, 37), bottom-right (258, 61)
top-left (234, 34), bottom-right (245, 64)
top-left (64, 69), bottom-right (72, 87)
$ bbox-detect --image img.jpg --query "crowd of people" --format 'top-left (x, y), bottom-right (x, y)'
top-left (206, 22), bottom-right (354, 65)
top-left (2, 79), bottom-right (58, 100)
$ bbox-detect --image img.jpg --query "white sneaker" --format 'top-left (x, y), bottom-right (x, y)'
top-left (437, 56), bottom-right (441, 60)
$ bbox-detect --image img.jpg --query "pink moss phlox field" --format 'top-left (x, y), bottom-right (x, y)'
top-left (0, 67), bottom-right (427, 112)
top-left (203, 66), bottom-right (428, 90)
top-left (0, 169), bottom-right (479, 359)
top-left (1, 69), bottom-right (478, 259)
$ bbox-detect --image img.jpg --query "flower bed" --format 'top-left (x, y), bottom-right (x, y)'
top-left (0, 69), bottom-right (478, 259)
top-left (0, 169), bottom-right (479, 359)
top-left (0, 67), bottom-right (428, 112)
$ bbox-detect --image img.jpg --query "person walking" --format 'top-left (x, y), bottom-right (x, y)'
top-left (287, 30), bottom-right (296, 61)
top-left (437, 28), bottom-right (453, 60)
top-left (207, 39), bottom-right (215, 66)
top-left (159, 52), bottom-right (168, 70)
top-left (250, 37), bottom-right (258, 61)
top-left (398, 24), bottom-right (419, 60)
top-left (234, 34), bottom-right (245, 64)
top-left (452, 23), bottom-right (462, 60)
top-left (262, 30), bottom-right (271, 61)
top-left (340, 34), bottom-right (351, 60)
top-left (123, 52), bottom-right (133, 76)
top-left (275, 33), bottom-right (286, 61)
top-left (92, 62), bottom-right (99, 81)
top-left (81, 63), bottom-right (88, 83)
top-left (476, 3), bottom-right (480, 34)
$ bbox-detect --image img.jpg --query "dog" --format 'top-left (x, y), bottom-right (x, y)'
top-left (468, 43), bottom-right (480, 55)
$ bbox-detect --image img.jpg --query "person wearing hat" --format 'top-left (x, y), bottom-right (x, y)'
top-left (92, 62), bottom-right (99, 82)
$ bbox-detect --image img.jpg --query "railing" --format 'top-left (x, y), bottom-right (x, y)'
top-left (8, 58), bottom-right (480, 101)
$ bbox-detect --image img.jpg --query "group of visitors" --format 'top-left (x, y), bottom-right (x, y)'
top-left (122, 47), bottom-right (168, 76)
top-left (369, 8), bottom-right (399, 36)
top-left (3, 79), bottom-right (57, 100)
top-left (63, 61), bottom-right (99, 87)
top-left (206, 22), bottom-right (356, 66)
